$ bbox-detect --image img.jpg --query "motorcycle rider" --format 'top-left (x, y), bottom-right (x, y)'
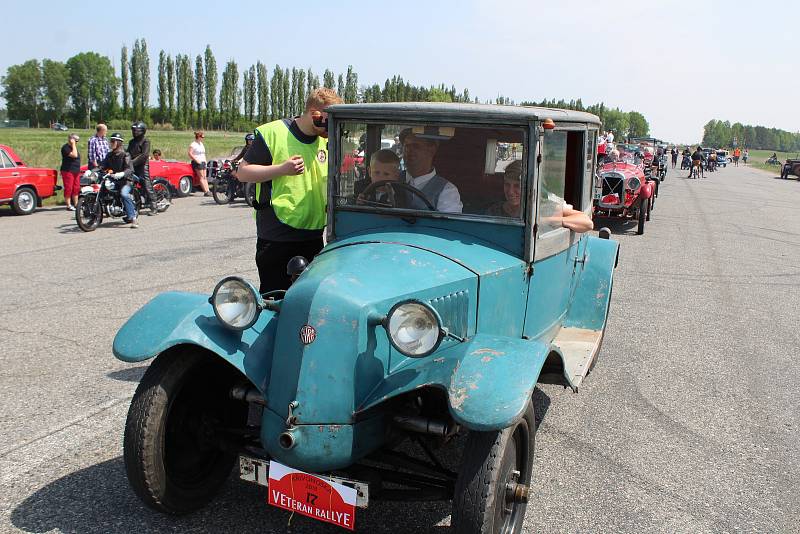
top-left (689, 146), bottom-right (704, 178)
top-left (232, 133), bottom-right (255, 165)
top-left (100, 132), bottom-right (137, 228)
top-left (128, 121), bottom-right (158, 215)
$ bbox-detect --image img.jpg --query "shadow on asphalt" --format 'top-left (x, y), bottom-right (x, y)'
top-left (107, 366), bottom-right (148, 382)
top-left (592, 216), bottom-right (640, 237)
top-left (10, 456), bottom-right (453, 533)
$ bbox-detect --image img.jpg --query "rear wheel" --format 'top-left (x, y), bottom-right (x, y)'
top-left (153, 181), bottom-right (172, 212)
top-left (177, 176), bottom-right (193, 197)
top-left (212, 179), bottom-right (231, 204)
top-left (123, 348), bottom-right (248, 514)
top-left (244, 182), bottom-right (256, 207)
top-left (76, 195), bottom-right (102, 231)
top-left (12, 187), bottom-right (37, 215)
top-left (452, 402), bottom-right (535, 534)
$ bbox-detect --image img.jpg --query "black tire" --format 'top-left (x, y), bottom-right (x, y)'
top-left (76, 194), bottom-right (102, 231)
top-left (637, 198), bottom-right (647, 235)
top-left (153, 181), bottom-right (172, 212)
top-left (11, 187), bottom-right (37, 215)
top-left (646, 196), bottom-right (652, 221)
top-left (177, 176), bottom-right (193, 197)
top-left (244, 182), bottom-right (256, 207)
top-left (452, 402), bottom-right (535, 534)
top-left (123, 348), bottom-right (248, 515)
top-left (212, 179), bottom-right (231, 204)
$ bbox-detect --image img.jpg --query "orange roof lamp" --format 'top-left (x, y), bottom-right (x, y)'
top-left (542, 118), bottom-right (555, 130)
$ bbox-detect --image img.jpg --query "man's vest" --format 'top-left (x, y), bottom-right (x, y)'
top-left (406, 173), bottom-right (448, 210)
top-left (254, 120), bottom-right (328, 230)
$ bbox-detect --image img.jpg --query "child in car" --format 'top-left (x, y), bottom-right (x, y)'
top-left (356, 149), bottom-right (401, 204)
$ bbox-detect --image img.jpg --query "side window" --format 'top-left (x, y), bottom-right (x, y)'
top-left (537, 131), bottom-right (568, 234)
top-left (0, 150), bottom-right (15, 169)
top-left (585, 130), bottom-right (597, 211)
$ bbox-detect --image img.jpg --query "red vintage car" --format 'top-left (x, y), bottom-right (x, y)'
top-left (0, 144), bottom-right (60, 215)
top-left (594, 161), bottom-right (654, 235)
top-left (149, 159), bottom-right (197, 197)
top-left (81, 159), bottom-right (197, 197)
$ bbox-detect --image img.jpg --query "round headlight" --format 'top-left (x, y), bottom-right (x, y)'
top-left (211, 277), bottom-right (261, 330)
top-left (627, 176), bottom-right (641, 190)
top-left (385, 301), bottom-right (443, 357)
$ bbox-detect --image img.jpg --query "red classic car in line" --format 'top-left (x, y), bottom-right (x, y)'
top-left (594, 161), bottom-right (654, 235)
top-left (0, 144), bottom-right (60, 215)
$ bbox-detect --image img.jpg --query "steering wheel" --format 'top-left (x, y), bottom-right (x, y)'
top-left (358, 180), bottom-right (436, 211)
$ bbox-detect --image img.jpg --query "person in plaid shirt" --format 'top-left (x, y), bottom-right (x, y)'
top-left (87, 123), bottom-right (109, 169)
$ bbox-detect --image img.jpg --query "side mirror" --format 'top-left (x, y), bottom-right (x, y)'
top-left (598, 227), bottom-right (611, 240)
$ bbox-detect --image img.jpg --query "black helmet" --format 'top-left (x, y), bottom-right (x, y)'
top-left (109, 132), bottom-right (124, 143)
top-left (131, 121), bottom-right (147, 137)
top-left (245, 133), bottom-right (255, 142)
top-left (287, 256), bottom-right (309, 277)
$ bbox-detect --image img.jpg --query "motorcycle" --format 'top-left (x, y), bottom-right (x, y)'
top-left (212, 160), bottom-right (255, 206)
top-left (681, 155), bottom-right (691, 170)
top-left (766, 155), bottom-right (782, 166)
top-left (76, 169), bottom-right (171, 232)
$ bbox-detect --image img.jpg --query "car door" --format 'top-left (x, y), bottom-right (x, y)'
top-left (523, 127), bottom-right (589, 341)
top-left (0, 149), bottom-right (18, 200)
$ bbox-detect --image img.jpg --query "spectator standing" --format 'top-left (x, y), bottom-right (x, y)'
top-left (60, 133), bottom-right (81, 211)
top-left (188, 132), bottom-right (210, 196)
top-left (743, 149), bottom-right (749, 165)
top-left (87, 124), bottom-right (109, 170)
top-left (671, 147), bottom-right (678, 168)
top-left (606, 130), bottom-right (615, 144)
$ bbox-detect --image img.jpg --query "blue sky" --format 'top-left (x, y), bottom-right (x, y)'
top-left (3, 0), bottom-right (797, 142)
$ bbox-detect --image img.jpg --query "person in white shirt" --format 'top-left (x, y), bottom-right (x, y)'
top-left (400, 129), bottom-right (462, 213)
top-left (606, 130), bottom-right (615, 144)
top-left (188, 131), bottom-right (211, 196)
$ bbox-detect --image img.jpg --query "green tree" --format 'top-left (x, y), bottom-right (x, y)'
top-left (66, 52), bottom-right (117, 127)
top-left (41, 59), bottom-right (70, 123)
top-left (204, 45), bottom-right (217, 128)
top-left (157, 51), bottom-right (167, 122)
top-left (344, 65), bottom-right (358, 103)
top-left (166, 55), bottom-right (175, 122)
top-left (282, 68), bottom-right (290, 118)
top-left (256, 61), bottom-right (269, 123)
top-left (627, 111), bottom-right (649, 138)
top-left (195, 54), bottom-right (204, 128)
top-left (120, 45), bottom-right (129, 118)
top-left (337, 74), bottom-right (345, 97)
top-left (130, 40), bottom-right (142, 119)
top-left (219, 60), bottom-right (240, 130)
top-left (295, 68), bottom-right (306, 114)
top-left (323, 69), bottom-right (335, 89)
top-left (270, 65), bottom-right (282, 120)
top-left (1, 60), bottom-right (43, 126)
top-left (139, 39), bottom-right (151, 122)
top-left (245, 65), bottom-right (257, 122)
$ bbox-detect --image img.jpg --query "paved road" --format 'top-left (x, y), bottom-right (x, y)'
top-left (1, 164), bottom-right (799, 533)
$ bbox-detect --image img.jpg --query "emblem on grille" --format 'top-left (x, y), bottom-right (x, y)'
top-left (299, 325), bottom-right (317, 345)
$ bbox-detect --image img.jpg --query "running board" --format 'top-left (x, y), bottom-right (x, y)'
top-left (551, 326), bottom-right (604, 392)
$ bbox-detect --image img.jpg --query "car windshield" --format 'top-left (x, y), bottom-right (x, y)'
top-left (334, 121), bottom-right (526, 220)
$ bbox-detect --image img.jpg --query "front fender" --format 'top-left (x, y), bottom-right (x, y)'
top-left (112, 292), bottom-right (277, 393)
top-left (358, 333), bottom-right (550, 432)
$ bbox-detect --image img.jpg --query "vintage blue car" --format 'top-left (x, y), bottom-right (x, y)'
top-left (114, 103), bottom-right (619, 533)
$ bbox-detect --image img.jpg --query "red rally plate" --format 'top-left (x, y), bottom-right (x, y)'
top-left (268, 460), bottom-right (357, 531)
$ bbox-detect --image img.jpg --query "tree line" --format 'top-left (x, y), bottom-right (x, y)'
top-left (520, 98), bottom-right (650, 139)
top-left (702, 119), bottom-right (800, 152)
top-left (2, 40), bottom-right (653, 135)
top-left (1, 40), bottom-right (475, 132)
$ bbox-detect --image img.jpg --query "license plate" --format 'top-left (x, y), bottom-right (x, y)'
top-left (239, 456), bottom-right (369, 530)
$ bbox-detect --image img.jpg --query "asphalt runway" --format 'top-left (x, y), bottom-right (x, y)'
top-left (1, 163), bottom-right (799, 533)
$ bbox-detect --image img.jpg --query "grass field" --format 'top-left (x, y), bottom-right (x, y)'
top-left (0, 128), bottom-right (248, 206)
top-left (746, 149), bottom-right (798, 175)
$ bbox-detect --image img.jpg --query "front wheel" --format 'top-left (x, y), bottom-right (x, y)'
top-left (123, 348), bottom-right (249, 515)
top-left (637, 198), bottom-right (648, 235)
top-left (177, 176), bottom-right (193, 197)
top-left (76, 195), bottom-right (102, 231)
top-left (452, 402), bottom-right (535, 534)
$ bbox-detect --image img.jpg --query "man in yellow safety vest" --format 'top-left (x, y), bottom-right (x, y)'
top-left (238, 87), bottom-right (343, 292)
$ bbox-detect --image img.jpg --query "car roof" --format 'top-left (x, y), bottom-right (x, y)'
top-left (325, 102), bottom-right (601, 126)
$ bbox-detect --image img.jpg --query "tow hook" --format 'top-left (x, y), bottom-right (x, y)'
top-left (286, 400), bottom-right (299, 427)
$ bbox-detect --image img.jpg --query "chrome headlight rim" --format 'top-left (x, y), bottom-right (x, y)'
top-left (210, 276), bottom-right (263, 331)
top-left (626, 176), bottom-right (641, 191)
top-left (384, 299), bottom-right (444, 358)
